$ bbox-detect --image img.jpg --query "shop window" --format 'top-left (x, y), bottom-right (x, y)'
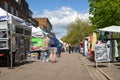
top-left (15, 26), bottom-right (23, 34)
top-left (25, 30), bottom-right (31, 36)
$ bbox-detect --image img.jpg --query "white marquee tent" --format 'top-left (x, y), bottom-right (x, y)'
top-left (0, 8), bottom-right (49, 38)
top-left (0, 8), bottom-right (32, 27)
top-left (0, 8), bottom-right (7, 16)
top-left (99, 26), bottom-right (120, 33)
top-left (32, 27), bottom-right (44, 37)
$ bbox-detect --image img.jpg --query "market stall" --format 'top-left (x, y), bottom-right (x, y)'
top-left (0, 8), bottom-right (32, 67)
top-left (83, 37), bottom-right (89, 56)
top-left (98, 26), bottom-right (120, 62)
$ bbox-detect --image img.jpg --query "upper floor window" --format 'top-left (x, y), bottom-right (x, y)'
top-left (16, 10), bottom-right (18, 17)
top-left (15, 0), bottom-right (21, 4)
top-left (16, 0), bottom-right (19, 2)
top-left (11, 7), bottom-right (14, 15)
top-left (0, 0), bottom-right (2, 4)
top-left (4, 2), bottom-right (8, 11)
top-left (28, 12), bottom-right (32, 18)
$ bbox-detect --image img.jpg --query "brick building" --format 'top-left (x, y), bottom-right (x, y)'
top-left (35, 18), bottom-right (53, 33)
top-left (0, 0), bottom-right (38, 26)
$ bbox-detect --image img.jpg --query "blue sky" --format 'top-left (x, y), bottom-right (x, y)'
top-left (27, 0), bottom-right (90, 38)
top-left (27, 0), bottom-right (89, 13)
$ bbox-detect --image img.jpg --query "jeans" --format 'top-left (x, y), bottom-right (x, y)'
top-left (41, 51), bottom-right (49, 62)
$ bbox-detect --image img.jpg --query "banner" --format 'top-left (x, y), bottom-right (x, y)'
top-left (94, 44), bottom-right (110, 62)
top-left (0, 15), bottom-right (10, 21)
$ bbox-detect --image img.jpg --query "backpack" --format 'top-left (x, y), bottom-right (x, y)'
top-left (49, 37), bottom-right (61, 48)
top-left (53, 38), bottom-right (61, 48)
top-left (49, 37), bottom-right (56, 47)
top-left (57, 43), bottom-right (62, 48)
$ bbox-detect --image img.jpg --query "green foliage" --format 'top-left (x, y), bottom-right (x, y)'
top-left (88, 0), bottom-right (120, 29)
top-left (61, 18), bottom-right (94, 45)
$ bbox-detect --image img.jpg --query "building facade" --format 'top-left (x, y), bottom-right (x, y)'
top-left (0, 0), bottom-right (38, 26)
top-left (35, 18), bottom-right (53, 33)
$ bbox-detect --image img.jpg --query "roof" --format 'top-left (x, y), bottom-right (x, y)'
top-left (32, 27), bottom-right (44, 37)
top-left (99, 26), bottom-right (120, 33)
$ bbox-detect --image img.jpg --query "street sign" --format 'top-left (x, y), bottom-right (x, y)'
top-left (94, 44), bottom-right (110, 67)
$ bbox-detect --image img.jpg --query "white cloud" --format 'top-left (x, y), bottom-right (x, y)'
top-left (33, 6), bottom-right (90, 38)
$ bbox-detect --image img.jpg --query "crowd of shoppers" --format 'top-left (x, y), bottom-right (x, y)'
top-left (38, 32), bottom-right (80, 63)
top-left (40, 32), bottom-right (62, 63)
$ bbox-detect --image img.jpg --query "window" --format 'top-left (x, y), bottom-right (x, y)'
top-left (0, 0), bottom-right (2, 4)
top-left (11, 7), bottom-right (14, 15)
top-left (15, 0), bottom-right (21, 4)
top-left (16, 0), bottom-right (19, 2)
top-left (15, 26), bottom-right (23, 34)
top-left (4, 2), bottom-right (8, 11)
top-left (16, 10), bottom-right (18, 17)
top-left (25, 30), bottom-right (31, 36)
top-left (28, 12), bottom-right (32, 18)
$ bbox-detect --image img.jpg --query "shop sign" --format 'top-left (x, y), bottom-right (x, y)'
top-left (0, 15), bottom-right (10, 21)
top-left (94, 44), bottom-right (110, 62)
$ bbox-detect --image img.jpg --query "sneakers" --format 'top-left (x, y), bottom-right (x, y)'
top-left (42, 59), bottom-right (49, 63)
top-left (46, 59), bottom-right (49, 62)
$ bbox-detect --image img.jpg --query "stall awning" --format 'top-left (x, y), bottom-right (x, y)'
top-left (32, 27), bottom-right (44, 37)
top-left (99, 26), bottom-right (120, 33)
top-left (0, 8), bottom-right (34, 31)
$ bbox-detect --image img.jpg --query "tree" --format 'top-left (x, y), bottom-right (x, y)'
top-left (61, 18), bottom-right (94, 45)
top-left (89, 0), bottom-right (120, 29)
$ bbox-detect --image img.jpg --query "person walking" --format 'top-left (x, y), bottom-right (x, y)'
top-left (48, 33), bottom-right (58, 62)
top-left (42, 34), bottom-right (50, 63)
top-left (57, 42), bottom-right (62, 57)
top-left (69, 44), bottom-right (72, 54)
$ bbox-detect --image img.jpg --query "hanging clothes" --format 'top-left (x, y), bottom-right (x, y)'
top-left (114, 40), bottom-right (118, 57)
top-left (91, 32), bottom-right (97, 51)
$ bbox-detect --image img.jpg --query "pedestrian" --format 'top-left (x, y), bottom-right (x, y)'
top-left (38, 46), bottom-right (42, 60)
top-left (69, 44), bottom-right (72, 54)
top-left (42, 34), bottom-right (50, 63)
top-left (48, 33), bottom-right (58, 62)
top-left (56, 41), bottom-right (62, 58)
top-left (71, 45), bottom-right (74, 53)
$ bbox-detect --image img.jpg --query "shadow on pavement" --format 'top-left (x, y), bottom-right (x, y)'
top-left (0, 61), bottom-right (35, 68)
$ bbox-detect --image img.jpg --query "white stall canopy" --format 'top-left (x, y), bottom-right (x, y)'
top-left (32, 27), bottom-right (44, 37)
top-left (0, 8), bottom-right (33, 29)
top-left (99, 26), bottom-right (120, 33)
top-left (0, 8), bottom-right (10, 21)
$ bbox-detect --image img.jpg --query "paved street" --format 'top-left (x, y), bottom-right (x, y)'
top-left (0, 52), bottom-right (93, 80)
top-left (0, 52), bottom-right (120, 80)
top-left (79, 53), bottom-right (120, 80)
